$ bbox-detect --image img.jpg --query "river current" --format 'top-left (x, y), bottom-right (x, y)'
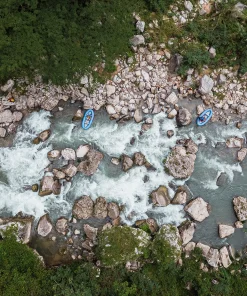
top-left (0, 105), bottom-right (247, 250)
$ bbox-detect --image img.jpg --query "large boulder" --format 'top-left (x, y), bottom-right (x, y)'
top-left (37, 214), bottom-right (53, 237)
top-left (76, 144), bottom-right (90, 158)
top-left (151, 186), bottom-right (170, 206)
top-left (0, 110), bottom-right (13, 123)
top-left (56, 217), bottom-right (68, 235)
top-left (218, 224), bottom-right (235, 238)
top-left (93, 197), bottom-right (108, 219)
top-left (233, 196), bottom-right (247, 221)
top-left (184, 197), bottom-right (210, 222)
top-left (176, 108), bottom-right (192, 126)
top-left (122, 154), bottom-right (133, 172)
top-left (73, 196), bottom-right (94, 219)
top-left (206, 248), bottom-right (220, 268)
top-left (166, 92), bottom-right (178, 105)
top-left (171, 187), bottom-right (188, 204)
top-left (198, 75), bottom-right (214, 94)
top-left (61, 148), bottom-right (76, 161)
top-left (40, 97), bottom-right (59, 111)
top-left (77, 149), bottom-right (103, 175)
top-left (165, 145), bottom-right (197, 179)
top-left (97, 226), bottom-right (150, 266)
top-left (12, 111), bottom-right (23, 122)
top-left (226, 137), bottom-right (244, 148)
top-left (0, 216), bottom-right (33, 244)
top-left (237, 148), bottom-right (247, 162)
top-left (133, 152), bottom-right (146, 166)
top-left (107, 202), bottom-right (120, 219)
top-left (39, 176), bottom-right (61, 196)
top-left (178, 221), bottom-right (196, 245)
top-left (219, 246), bottom-right (232, 268)
top-left (153, 224), bottom-right (182, 264)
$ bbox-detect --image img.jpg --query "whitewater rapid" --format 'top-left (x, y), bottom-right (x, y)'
top-left (0, 108), bottom-right (247, 246)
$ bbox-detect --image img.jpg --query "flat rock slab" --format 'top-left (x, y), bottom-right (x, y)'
top-left (184, 197), bottom-right (210, 222)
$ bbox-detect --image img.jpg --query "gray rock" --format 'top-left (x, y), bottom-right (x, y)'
top-left (176, 108), bottom-right (192, 126)
top-left (94, 197), bottom-right (108, 219)
top-left (53, 169), bottom-right (66, 179)
top-left (41, 97), bottom-right (59, 111)
top-left (80, 75), bottom-right (89, 85)
top-left (84, 224), bottom-right (98, 241)
top-left (12, 111), bottom-right (23, 122)
top-left (172, 187), bottom-right (187, 204)
top-left (38, 129), bottom-right (51, 142)
top-left (226, 137), bottom-right (244, 148)
top-left (151, 186), bottom-right (170, 207)
top-left (168, 54), bottom-right (183, 73)
top-left (122, 154), bottom-right (133, 172)
top-left (167, 109), bottom-right (177, 119)
top-left (47, 150), bottom-right (61, 161)
top-left (61, 148), bottom-right (76, 161)
top-left (111, 157), bottom-right (120, 165)
top-left (219, 224), bottom-right (235, 238)
top-left (217, 74), bottom-right (227, 85)
top-left (39, 176), bottom-right (61, 196)
top-left (106, 85), bottom-right (116, 97)
top-left (206, 248), bottom-right (219, 268)
top-left (209, 47), bottom-right (216, 58)
top-left (77, 149), bottom-right (103, 175)
top-left (73, 196), bottom-right (94, 219)
top-left (136, 20), bottom-right (145, 32)
top-left (0, 110), bottom-right (13, 123)
top-left (184, 197), bottom-right (210, 222)
top-left (216, 172), bottom-right (230, 187)
top-left (76, 144), bottom-right (90, 158)
top-left (130, 35), bottom-right (145, 46)
top-left (133, 152), bottom-right (146, 166)
top-left (1, 79), bottom-right (14, 92)
top-left (232, 2), bottom-right (247, 18)
top-left (37, 214), bottom-right (53, 237)
top-left (166, 92), bottom-right (178, 105)
top-left (134, 109), bottom-right (143, 123)
top-left (0, 127), bottom-right (6, 138)
top-left (63, 164), bottom-right (77, 177)
top-left (56, 217), bottom-right (68, 235)
top-left (184, 0), bottom-right (193, 11)
top-left (179, 221), bottom-right (196, 245)
top-left (196, 104), bottom-right (204, 115)
top-left (184, 139), bottom-right (198, 154)
top-left (198, 75), bottom-right (214, 94)
top-left (167, 130), bottom-right (174, 138)
top-left (107, 202), bottom-right (120, 219)
top-left (237, 148), bottom-right (247, 162)
top-left (233, 196), bottom-right (247, 221)
top-left (106, 105), bottom-right (116, 115)
top-left (219, 246), bottom-right (232, 268)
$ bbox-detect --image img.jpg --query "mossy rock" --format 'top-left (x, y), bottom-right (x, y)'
top-left (152, 224), bottom-right (182, 265)
top-left (96, 226), bottom-right (151, 266)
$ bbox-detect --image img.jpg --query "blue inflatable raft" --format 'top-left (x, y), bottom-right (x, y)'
top-left (196, 109), bottom-right (213, 126)
top-left (81, 109), bottom-right (94, 130)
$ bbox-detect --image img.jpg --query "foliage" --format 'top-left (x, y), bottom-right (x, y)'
top-left (145, 0), bottom-right (174, 13)
top-left (0, 227), bottom-right (50, 296)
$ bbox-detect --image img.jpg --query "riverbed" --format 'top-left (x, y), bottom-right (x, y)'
top-left (0, 103), bottom-right (247, 251)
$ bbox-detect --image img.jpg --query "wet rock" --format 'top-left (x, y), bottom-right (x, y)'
top-left (111, 157), bottom-right (120, 165)
top-left (56, 217), bottom-right (68, 235)
top-left (107, 202), bottom-right (120, 219)
top-left (41, 97), bottom-right (59, 111)
top-left (84, 224), bottom-right (98, 242)
top-left (122, 154), bottom-right (133, 172)
top-left (233, 196), bottom-right (247, 221)
top-left (226, 137), bottom-right (244, 148)
top-left (219, 224), bottom-right (235, 238)
top-left (196, 104), bottom-right (204, 115)
top-left (1, 79), bottom-right (14, 92)
top-left (184, 139), bottom-right (198, 154)
top-left (47, 150), bottom-right (61, 161)
top-left (198, 75), bottom-right (214, 94)
top-left (94, 197), bottom-right (108, 219)
top-left (236, 122), bottom-right (242, 129)
top-left (62, 164), bottom-right (77, 178)
top-left (0, 127), bottom-right (6, 138)
top-left (167, 130), bottom-right (174, 138)
top-left (219, 246), bottom-right (232, 268)
top-left (73, 196), bottom-right (94, 219)
top-left (53, 169), bottom-right (66, 179)
top-left (146, 218), bottom-right (158, 233)
top-left (134, 109), bottom-right (143, 123)
top-left (133, 152), bottom-right (146, 166)
top-left (179, 221), bottom-right (196, 245)
top-left (39, 176), bottom-right (61, 196)
top-left (0, 216), bottom-right (33, 244)
top-left (31, 184), bottom-right (39, 192)
top-left (12, 111), bottom-right (23, 122)
top-left (237, 148), bottom-right (247, 162)
top-left (184, 197), bottom-right (210, 222)
top-left (72, 109), bottom-right (83, 121)
top-left (130, 35), bottom-right (145, 46)
top-left (206, 248), bottom-right (219, 268)
top-left (33, 137), bottom-right (40, 144)
top-left (38, 129), bottom-right (51, 142)
top-left (235, 221), bottom-right (243, 228)
top-left (136, 20), bottom-right (145, 32)
top-left (172, 187), bottom-right (187, 204)
top-left (165, 146), bottom-right (196, 179)
top-left (151, 185), bottom-right (170, 207)
top-left (216, 172), bottom-right (230, 187)
top-left (176, 108), bottom-right (192, 126)
top-left (37, 214), bottom-right (53, 237)
top-left (77, 149), bottom-right (103, 175)
top-left (61, 148), bottom-right (76, 161)
top-left (0, 110), bottom-right (13, 123)
top-left (76, 144), bottom-right (90, 158)
top-left (166, 92), bottom-right (178, 105)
